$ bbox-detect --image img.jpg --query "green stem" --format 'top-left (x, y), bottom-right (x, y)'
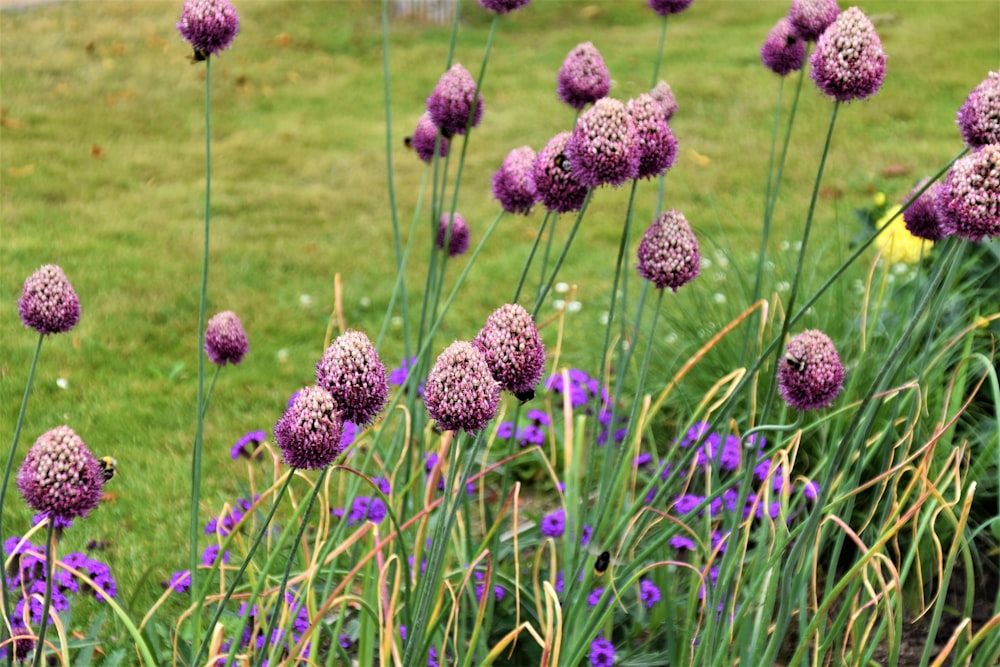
top-left (532, 191), bottom-right (593, 317)
top-left (512, 210), bottom-right (551, 303)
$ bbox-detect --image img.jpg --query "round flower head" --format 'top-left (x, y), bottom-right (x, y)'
top-left (903, 178), bottom-right (947, 241)
top-left (566, 97), bottom-right (640, 188)
top-left (478, 0), bottom-right (530, 14)
top-left (426, 63), bottom-right (483, 137)
top-left (273, 385), bottom-right (345, 469)
top-left (788, 0), bottom-right (840, 41)
top-left (532, 132), bottom-right (590, 213)
top-left (18, 264), bottom-right (81, 335)
top-left (315, 330), bottom-right (389, 427)
top-left (957, 71), bottom-right (1000, 148)
top-left (777, 330), bottom-right (845, 411)
top-left (17, 426), bottom-right (104, 523)
top-left (650, 80), bottom-right (678, 121)
top-left (411, 112), bottom-right (449, 163)
top-left (492, 146), bottom-right (538, 215)
top-left (636, 209), bottom-right (700, 291)
top-left (647, 0), bottom-right (694, 16)
top-left (176, 0), bottom-right (240, 58)
top-left (627, 93), bottom-right (678, 179)
top-left (472, 303), bottom-right (546, 399)
top-left (760, 17), bottom-right (807, 76)
top-left (204, 310), bottom-right (249, 366)
top-left (424, 341), bottom-right (501, 434)
top-left (556, 42), bottom-right (611, 111)
top-left (437, 212), bottom-right (471, 257)
top-left (809, 7), bottom-right (885, 103)
top-left (935, 144), bottom-right (1000, 241)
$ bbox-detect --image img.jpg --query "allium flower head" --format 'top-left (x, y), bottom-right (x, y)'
top-left (957, 72), bottom-right (1000, 148)
top-left (205, 310), bottom-right (249, 366)
top-left (627, 93), bottom-right (678, 179)
top-left (903, 179), bottom-right (947, 241)
top-left (873, 205), bottom-right (929, 264)
top-left (636, 209), bottom-right (700, 291)
top-left (809, 7), bottom-right (885, 103)
top-left (478, 0), bottom-right (530, 14)
top-left (492, 146), bottom-right (538, 214)
top-left (567, 97), bottom-right (640, 188)
top-left (17, 426), bottom-right (104, 523)
top-left (176, 0), bottom-right (239, 58)
top-left (426, 63), bottom-right (483, 137)
top-left (424, 341), bottom-right (501, 434)
top-left (788, 0), bottom-right (840, 41)
top-left (761, 17), bottom-right (807, 76)
top-left (650, 80), bottom-right (678, 121)
top-left (556, 42), bottom-right (611, 111)
top-left (437, 213), bottom-right (471, 257)
top-left (315, 330), bottom-right (389, 427)
top-left (411, 112), bottom-right (448, 162)
top-left (647, 0), bottom-right (694, 16)
top-left (472, 303), bottom-right (546, 399)
top-left (935, 144), bottom-right (1000, 241)
top-left (18, 264), bottom-right (81, 335)
top-left (273, 385), bottom-right (345, 469)
top-left (532, 132), bottom-right (590, 214)
top-left (777, 330), bottom-right (845, 411)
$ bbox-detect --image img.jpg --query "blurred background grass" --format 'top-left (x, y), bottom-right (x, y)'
top-left (2, 0), bottom-right (997, 615)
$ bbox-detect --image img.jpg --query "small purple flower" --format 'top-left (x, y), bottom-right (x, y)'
top-left (176, 0), bottom-right (239, 58)
top-left (567, 98), bottom-right (640, 188)
top-left (627, 93), bottom-right (678, 179)
top-left (231, 429), bottom-right (266, 459)
top-left (647, 0), bottom-right (693, 16)
top-left (809, 7), bottom-right (885, 103)
top-left (492, 146), bottom-right (539, 215)
top-left (496, 421), bottom-right (515, 439)
top-left (472, 303), bottom-right (546, 399)
top-left (633, 452), bottom-right (653, 467)
top-left (802, 480), bottom-right (820, 501)
top-left (316, 330), bottom-right (389, 427)
top-left (17, 425), bottom-right (104, 523)
top-left (640, 579), bottom-right (661, 608)
top-left (18, 264), bottom-right (81, 335)
top-left (788, 0), bottom-right (840, 41)
top-left (650, 80), bottom-right (678, 121)
top-left (778, 330), bottom-right (845, 411)
top-left (205, 310), bottom-right (249, 366)
top-left (426, 63), bottom-right (483, 137)
top-left (589, 635), bottom-right (616, 667)
top-left (673, 494), bottom-right (702, 516)
top-left (935, 144), bottom-right (1000, 241)
top-left (424, 341), bottom-right (501, 433)
top-left (517, 424), bottom-right (546, 446)
top-left (478, 0), bottom-right (530, 14)
top-left (669, 534), bottom-right (697, 550)
top-left (273, 385), bottom-right (345, 469)
top-left (903, 179), bottom-right (947, 241)
top-left (587, 587), bottom-right (604, 607)
top-left (437, 212), bottom-right (471, 257)
top-left (165, 570), bottom-right (192, 594)
top-left (557, 42), bottom-right (611, 111)
top-left (636, 209), bottom-right (700, 291)
top-left (9, 625), bottom-right (34, 661)
top-left (532, 132), bottom-right (590, 214)
top-left (201, 544), bottom-right (229, 566)
top-left (957, 71), bottom-right (1000, 148)
top-left (540, 508), bottom-right (566, 538)
top-left (411, 112), bottom-right (448, 162)
top-left (760, 17), bottom-right (807, 76)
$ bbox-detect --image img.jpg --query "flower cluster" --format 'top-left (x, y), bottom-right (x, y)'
top-left (176, 0), bottom-right (239, 58)
top-left (873, 204), bottom-right (929, 265)
top-left (567, 98), bottom-right (640, 188)
top-left (472, 303), bottom-right (546, 400)
top-left (165, 542), bottom-right (231, 594)
top-left (231, 429), bottom-right (267, 459)
top-left (274, 385), bottom-right (345, 469)
top-left (532, 131), bottom-right (590, 214)
top-left (650, 80), bottom-right (678, 121)
top-left (437, 212), bottom-right (470, 257)
top-left (411, 112), bottom-right (449, 162)
top-left (556, 42), bottom-right (611, 111)
top-left (316, 330), bottom-right (389, 427)
top-left (760, 17), bottom-right (806, 77)
top-left (957, 70), bottom-right (1000, 148)
top-left (18, 264), bottom-right (81, 336)
top-left (332, 476), bottom-right (391, 527)
top-left (492, 146), bottom-right (538, 215)
top-left (636, 209), bottom-right (701, 291)
top-left (903, 179), bottom-right (947, 242)
top-left (424, 340), bottom-right (501, 434)
top-left (787, 0), bottom-right (840, 42)
top-left (426, 63), bottom-right (483, 137)
top-left (935, 143), bottom-right (1000, 242)
top-left (777, 329), bottom-right (845, 411)
top-left (627, 93), bottom-right (678, 179)
top-left (17, 425), bottom-right (105, 524)
top-left (647, 0), bottom-right (694, 17)
top-left (809, 7), bottom-right (885, 103)
top-left (205, 310), bottom-right (249, 366)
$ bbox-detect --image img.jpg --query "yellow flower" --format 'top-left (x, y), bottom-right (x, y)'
top-left (873, 191), bottom-right (887, 207)
top-left (873, 204), bottom-right (930, 265)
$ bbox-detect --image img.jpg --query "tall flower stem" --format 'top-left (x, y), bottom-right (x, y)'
top-left (30, 520), bottom-right (56, 667)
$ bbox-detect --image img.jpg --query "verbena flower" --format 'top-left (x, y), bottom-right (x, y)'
top-left (809, 6), bottom-right (885, 103)
top-left (316, 330), bottom-right (389, 427)
top-left (176, 0), bottom-right (239, 58)
top-left (636, 209), bottom-right (701, 291)
top-left (411, 112), bottom-right (448, 162)
top-left (17, 425), bottom-right (104, 523)
top-left (627, 93), bottom-right (678, 179)
top-left (777, 329), bottom-right (845, 411)
top-left (556, 42), bottom-right (611, 111)
top-left (788, 0), bottom-right (840, 41)
top-left (273, 385), bottom-right (345, 469)
top-left (472, 303), bottom-right (546, 400)
top-left (18, 264), bottom-right (81, 335)
top-left (165, 570), bottom-right (192, 594)
top-left (437, 212), bottom-right (471, 257)
top-left (426, 63), bottom-right (483, 137)
top-left (424, 341), bottom-right (501, 433)
top-left (532, 132), bottom-right (590, 213)
top-left (935, 143), bottom-right (1000, 241)
top-left (567, 98), bottom-right (640, 188)
top-left (957, 71), bottom-right (1000, 148)
top-left (903, 179), bottom-right (947, 241)
top-left (589, 636), bottom-right (616, 667)
top-left (492, 145), bottom-right (538, 214)
top-left (587, 588), bottom-right (604, 607)
top-left (760, 17), bottom-right (807, 76)
top-left (478, 0), bottom-right (530, 14)
top-left (650, 80), bottom-right (678, 121)
top-left (640, 579), bottom-right (661, 608)
top-left (205, 310), bottom-right (249, 366)
top-left (540, 508), bottom-right (566, 538)
top-left (647, 0), bottom-right (694, 16)
top-left (231, 429), bottom-right (266, 459)
top-left (873, 205), bottom-right (929, 264)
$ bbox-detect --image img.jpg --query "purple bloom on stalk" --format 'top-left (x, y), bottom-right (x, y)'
top-left (636, 209), bottom-right (700, 291)
top-left (492, 146), bottom-right (538, 214)
top-left (567, 98), bottom-right (640, 188)
top-left (176, 0), bottom-right (239, 58)
top-left (809, 7), bottom-right (885, 103)
top-left (589, 636), bottom-right (616, 667)
top-left (472, 303), bottom-right (546, 400)
top-left (788, 0), bottom-right (840, 41)
top-left (647, 0), bottom-right (693, 16)
top-left (165, 570), bottom-right (192, 594)
top-left (587, 588), bottom-right (604, 607)
top-left (424, 341), bottom-right (501, 433)
top-left (640, 579), bottom-right (661, 608)
top-left (8, 625), bottom-right (34, 662)
top-left (273, 385), bottom-right (345, 469)
top-left (18, 264), bottom-right (80, 335)
top-left (532, 132), bottom-right (590, 214)
top-left (627, 93), bottom-right (678, 179)
top-left (760, 17), bottom-right (807, 76)
top-left (316, 330), bottom-right (389, 427)
top-left (650, 80), bottom-right (678, 121)
top-left (957, 72), bottom-right (1000, 148)
top-left (557, 42), bottom-right (611, 111)
top-left (778, 329), bottom-right (845, 411)
top-left (670, 534), bottom-right (697, 550)
top-left (426, 63), bottom-right (483, 137)
top-left (437, 213), bottom-right (470, 257)
top-left (540, 508), bottom-right (566, 538)
top-left (205, 310), bottom-right (249, 366)
top-left (411, 112), bottom-right (448, 162)
top-left (231, 429), bottom-right (266, 459)
top-left (935, 144), bottom-right (1000, 241)
top-left (17, 426), bottom-right (104, 523)
top-left (802, 480), bottom-right (820, 501)
top-left (478, 0), bottom-right (530, 14)
top-left (903, 179), bottom-right (947, 241)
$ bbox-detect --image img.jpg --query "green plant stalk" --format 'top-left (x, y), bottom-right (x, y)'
top-left (536, 211), bottom-right (560, 301)
top-left (512, 210), bottom-right (552, 303)
top-left (30, 520), bottom-right (56, 667)
top-left (651, 15), bottom-right (668, 87)
top-left (532, 191), bottom-right (593, 317)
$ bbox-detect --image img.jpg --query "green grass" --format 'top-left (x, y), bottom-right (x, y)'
top-left (2, 0), bottom-right (997, 620)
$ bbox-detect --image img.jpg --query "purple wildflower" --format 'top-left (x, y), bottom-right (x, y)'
top-left (437, 212), bottom-right (471, 257)
top-left (201, 544), bottom-right (229, 566)
top-left (478, 0), bottom-right (530, 14)
top-left (557, 42), bottom-right (611, 111)
top-left (426, 63), bottom-right (483, 137)
top-left (532, 132), bottom-right (590, 213)
top-left (231, 429), bottom-right (266, 459)
top-left (636, 209), bottom-right (700, 291)
top-left (627, 93), bottom-right (678, 179)
top-left (567, 98), bottom-right (640, 188)
top-left (788, 0), bottom-right (840, 41)
top-left (957, 71), bottom-right (1000, 148)
top-left (496, 422), bottom-right (515, 439)
top-left (903, 179), bottom-right (947, 241)
top-left (273, 385), bottom-right (345, 469)
top-left (424, 341), bottom-right (501, 433)
top-left (540, 508), bottom-right (566, 538)
top-left (802, 480), bottom-right (820, 501)
top-left (669, 534), bottom-right (697, 550)
top-left (589, 636), bottom-right (616, 667)
top-left (17, 426), bottom-right (104, 523)
top-left (176, 0), bottom-right (239, 58)
top-left (640, 579), bottom-right (661, 608)
top-left (587, 588), bottom-right (604, 607)
top-left (205, 310), bottom-right (249, 366)
top-left (650, 80), bottom-right (678, 121)
top-left (472, 303), bottom-right (546, 399)
top-left (517, 425), bottom-right (546, 446)
top-left (316, 330), bottom-right (389, 427)
top-left (411, 112), bottom-right (448, 162)
top-left (935, 144), bottom-right (1000, 241)
top-left (760, 17), bottom-right (806, 76)
top-left (18, 264), bottom-right (81, 335)
top-left (165, 570), bottom-right (192, 594)
top-left (778, 329), bottom-right (845, 410)
top-left (492, 146), bottom-right (539, 214)
top-left (809, 7), bottom-right (885, 103)
top-left (647, 0), bottom-right (693, 16)
top-left (8, 625), bottom-right (34, 661)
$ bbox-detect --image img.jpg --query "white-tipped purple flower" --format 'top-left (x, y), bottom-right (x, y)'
top-left (176, 0), bottom-right (240, 59)
top-left (627, 93), bottom-right (678, 179)
top-left (788, 0), bottom-right (840, 41)
top-left (532, 132), bottom-right (590, 214)
top-left (957, 71), bottom-right (1000, 149)
top-left (18, 264), bottom-right (81, 335)
top-left (650, 80), bottom-right (678, 121)
top-left (426, 63), bottom-right (483, 137)
top-left (809, 7), bottom-right (885, 103)
top-left (437, 212), bottom-right (470, 257)
top-left (935, 144), bottom-right (1000, 242)
top-left (274, 385), bottom-right (345, 469)
top-left (478, 0), bottom-right (530, 14)
top-left (411, 112), bottom-right (448, 163)
top-left (903, 179), bottom-right (947, 242)
top-left (492, 146), bottom-right (538, 215)
top-left (566, 98), bottom-right (640, 188)
top-left (316, 330), bottom-right (389, 427)
top-left (777, 330), bottom-right (845, 411)
top-left (760, 17), bottom-right (807, 76)
top-left (472, 303), bottom-right (546, 401)
top-left (557, 42), bottom-right (611, 111)
top-left (17, 426), bottom-right (104, 523)
top-left (647, 0), bottom-right (694, 16)
top-left (205, 310), bottom-right (249, 366)
top-left (636, 209), bottom-right (700, 291)
top-left (425, 341), bottom-right (501, 434)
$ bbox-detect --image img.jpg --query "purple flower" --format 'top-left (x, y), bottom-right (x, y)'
top-left (496, 421), bottom-right (515, 439)
top-left (273, 385), bottom-right (345, 469)
top-left (437, 212), bottom-right (471, 257)
top-left (589, 635), bottom-right (616, 667)
top-left (424, 341), bottom-right (501, 433)
top-left (492, 146), bottom-right (538, 214)
top-left (809, 7), bottom-right (885, 103)
top-left (802, 480), bottom-right (820, 501)
top-left (316, 330), bottom-right (389, 427)
top-left (472, 303), bottom-right (546, 399)
top-left (627, 93), bottom-right (678, 179)
top-left (478, 0), bottom-right (530, 14)
top-left (777, 329), bottom-right (845, 411)
top-left (8, 625), bottom-right (34, 661)
top-left (345, 497), bottom-right (387, 526)
top-left (636, 209), bottom-right (700, 291)
top-left (903, 179), bottom-right (947, 241)
top-left (587, 588), bottom-right (604, 607)
top-left (165, 570), bottom-right (192, 594)
top-left (205, 310), bottom-right (249, 366)
top-left (201, 544), bottom-right (229, 566)
top-left (640, 579), bottom-right (661, 608)
top-left (532, 132), bottom-right (590, 214)
top-left (647, 0), bottom-right (693, 16)
top-left (426, 63), bottom-right (483, 137)
top-left (650, 80), bottom-right (678, 121)
top-left (760, 17), bottom-right (807, 76)
top-left (957, 71), bottom-right (1000, 148)
top-left (673, 494), bottom-right (702, 516)
top-left (517, 424), bottom-right (546, 446)
top-left (540, 508), bottom-right (566, 538)
top-left (557, 42), bottom-right (611, 111)
top-left (17, 426), bottom-right (104, 523)
top-left (788, 0), bottom-right (840, 41)
top-left (567, 98), bottom-right (640, 188)
top-left (176, 0), bottom-right (239, 58)
top-left (935, 144), bottom-right (1000, 241)
top-left (669, 534), bottom-right (697, 550)
top-left (231, 429), bottom-right (266, 459)
top-left (18, 264), bottom-right (81, 335)
top-left (411, 112), bottom-right (448, 162)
